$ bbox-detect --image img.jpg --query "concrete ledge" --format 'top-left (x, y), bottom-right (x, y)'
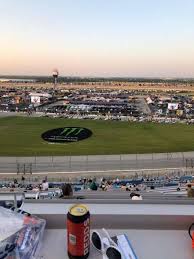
top-left (40, 229), bottom-right (192, 259)
top-left (36, 214), bottom-right (194, 230)
top-left (23, 198), bottom-right (194, 205)
top-left (22, 201), bottom-right (194, 230)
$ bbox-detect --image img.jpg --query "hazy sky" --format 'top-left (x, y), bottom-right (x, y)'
top-left (0, 0), bottom-right (194, 77)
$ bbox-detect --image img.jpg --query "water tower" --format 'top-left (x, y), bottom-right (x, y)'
top-left (52, 69), bottom-right (59, 92)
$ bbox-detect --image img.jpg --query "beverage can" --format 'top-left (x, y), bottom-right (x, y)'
top-left (67, 204), bottom-right (90, 259)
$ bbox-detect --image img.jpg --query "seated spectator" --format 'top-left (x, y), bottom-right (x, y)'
top-left (187, 184), bottom-right (194, 198)
top-left (101, 183), bottom-right (107, 191)
top-left (89, 180), bottom-right (98, 191)
top-left (121, 184), bottom-right (126, 191)
top-left (130, 192), bottom-right (143, 200)
top-left (60, 183), bottom-right (73, 198)
top-left (32, 185), bottom-right (41, 192)
top-left (42, 179), bottom-right (49, 191)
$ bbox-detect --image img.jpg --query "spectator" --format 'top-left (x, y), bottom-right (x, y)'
top-left (130, 192), bottom-right (143, 200)
top-left (42, 179), bottom-right (49, 191)
top-left (121, 184), bottom-right (126, 191)
top-left (32, 185), bottom-right (40, 192)
top-left (21, 176), bottom-right (25, 183)
top-left (60, 183), bottom-right (73, 198)
top-left (101, 183), bottom-right (107, 191)
top-left (187, 184), bottom-right (194, 198)
top-left (89, 180), bottom-right (98, 191)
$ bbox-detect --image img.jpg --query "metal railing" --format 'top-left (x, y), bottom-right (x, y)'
top-left (0, 192), bottom-right (25, 208)
top-left (0, 152), bottom-right (192, 172)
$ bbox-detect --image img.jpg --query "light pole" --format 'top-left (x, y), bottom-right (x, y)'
top-left (52, 69), bottom-right (59, 94)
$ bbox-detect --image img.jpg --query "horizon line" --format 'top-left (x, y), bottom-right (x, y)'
top-left (0, 75), bottom-right (194, 80)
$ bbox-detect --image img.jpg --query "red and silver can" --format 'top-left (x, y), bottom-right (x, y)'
top-left (67, 204), bottom-right (90, 259)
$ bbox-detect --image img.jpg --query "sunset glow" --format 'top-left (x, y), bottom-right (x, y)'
top-left (0, 0), bottom-right (194, 77)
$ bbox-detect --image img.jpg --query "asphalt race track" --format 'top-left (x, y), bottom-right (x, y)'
top-left (0, 152), bottom-right (193, 175)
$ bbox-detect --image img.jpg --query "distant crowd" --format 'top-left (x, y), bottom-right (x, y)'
top-left (1, 174), bottom-right (194, 200)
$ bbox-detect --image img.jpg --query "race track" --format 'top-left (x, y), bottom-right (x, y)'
top-left (0, 152), bottom-right (193, 174)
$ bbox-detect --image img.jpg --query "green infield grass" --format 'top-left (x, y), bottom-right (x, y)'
top-left (0, 116), bottom-right (194, 156)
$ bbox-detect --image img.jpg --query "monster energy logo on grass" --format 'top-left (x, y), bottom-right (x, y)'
top-left (41, 127), bottom-right (92, 143)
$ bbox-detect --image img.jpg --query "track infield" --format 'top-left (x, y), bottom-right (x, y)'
top-left (0, 116), bottom-right (194, 156)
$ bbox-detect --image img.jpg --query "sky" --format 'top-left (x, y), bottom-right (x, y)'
top-left (0, 0), bottom-right (194, 77)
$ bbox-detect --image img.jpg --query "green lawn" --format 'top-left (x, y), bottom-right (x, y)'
top-left (0, 116), bottom-right (194, 156)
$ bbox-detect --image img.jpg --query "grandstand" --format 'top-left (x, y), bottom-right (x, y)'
top-left (0, 168), bottom-right (193, 259)
top-left (10, 188), bottom-right (194, 259)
